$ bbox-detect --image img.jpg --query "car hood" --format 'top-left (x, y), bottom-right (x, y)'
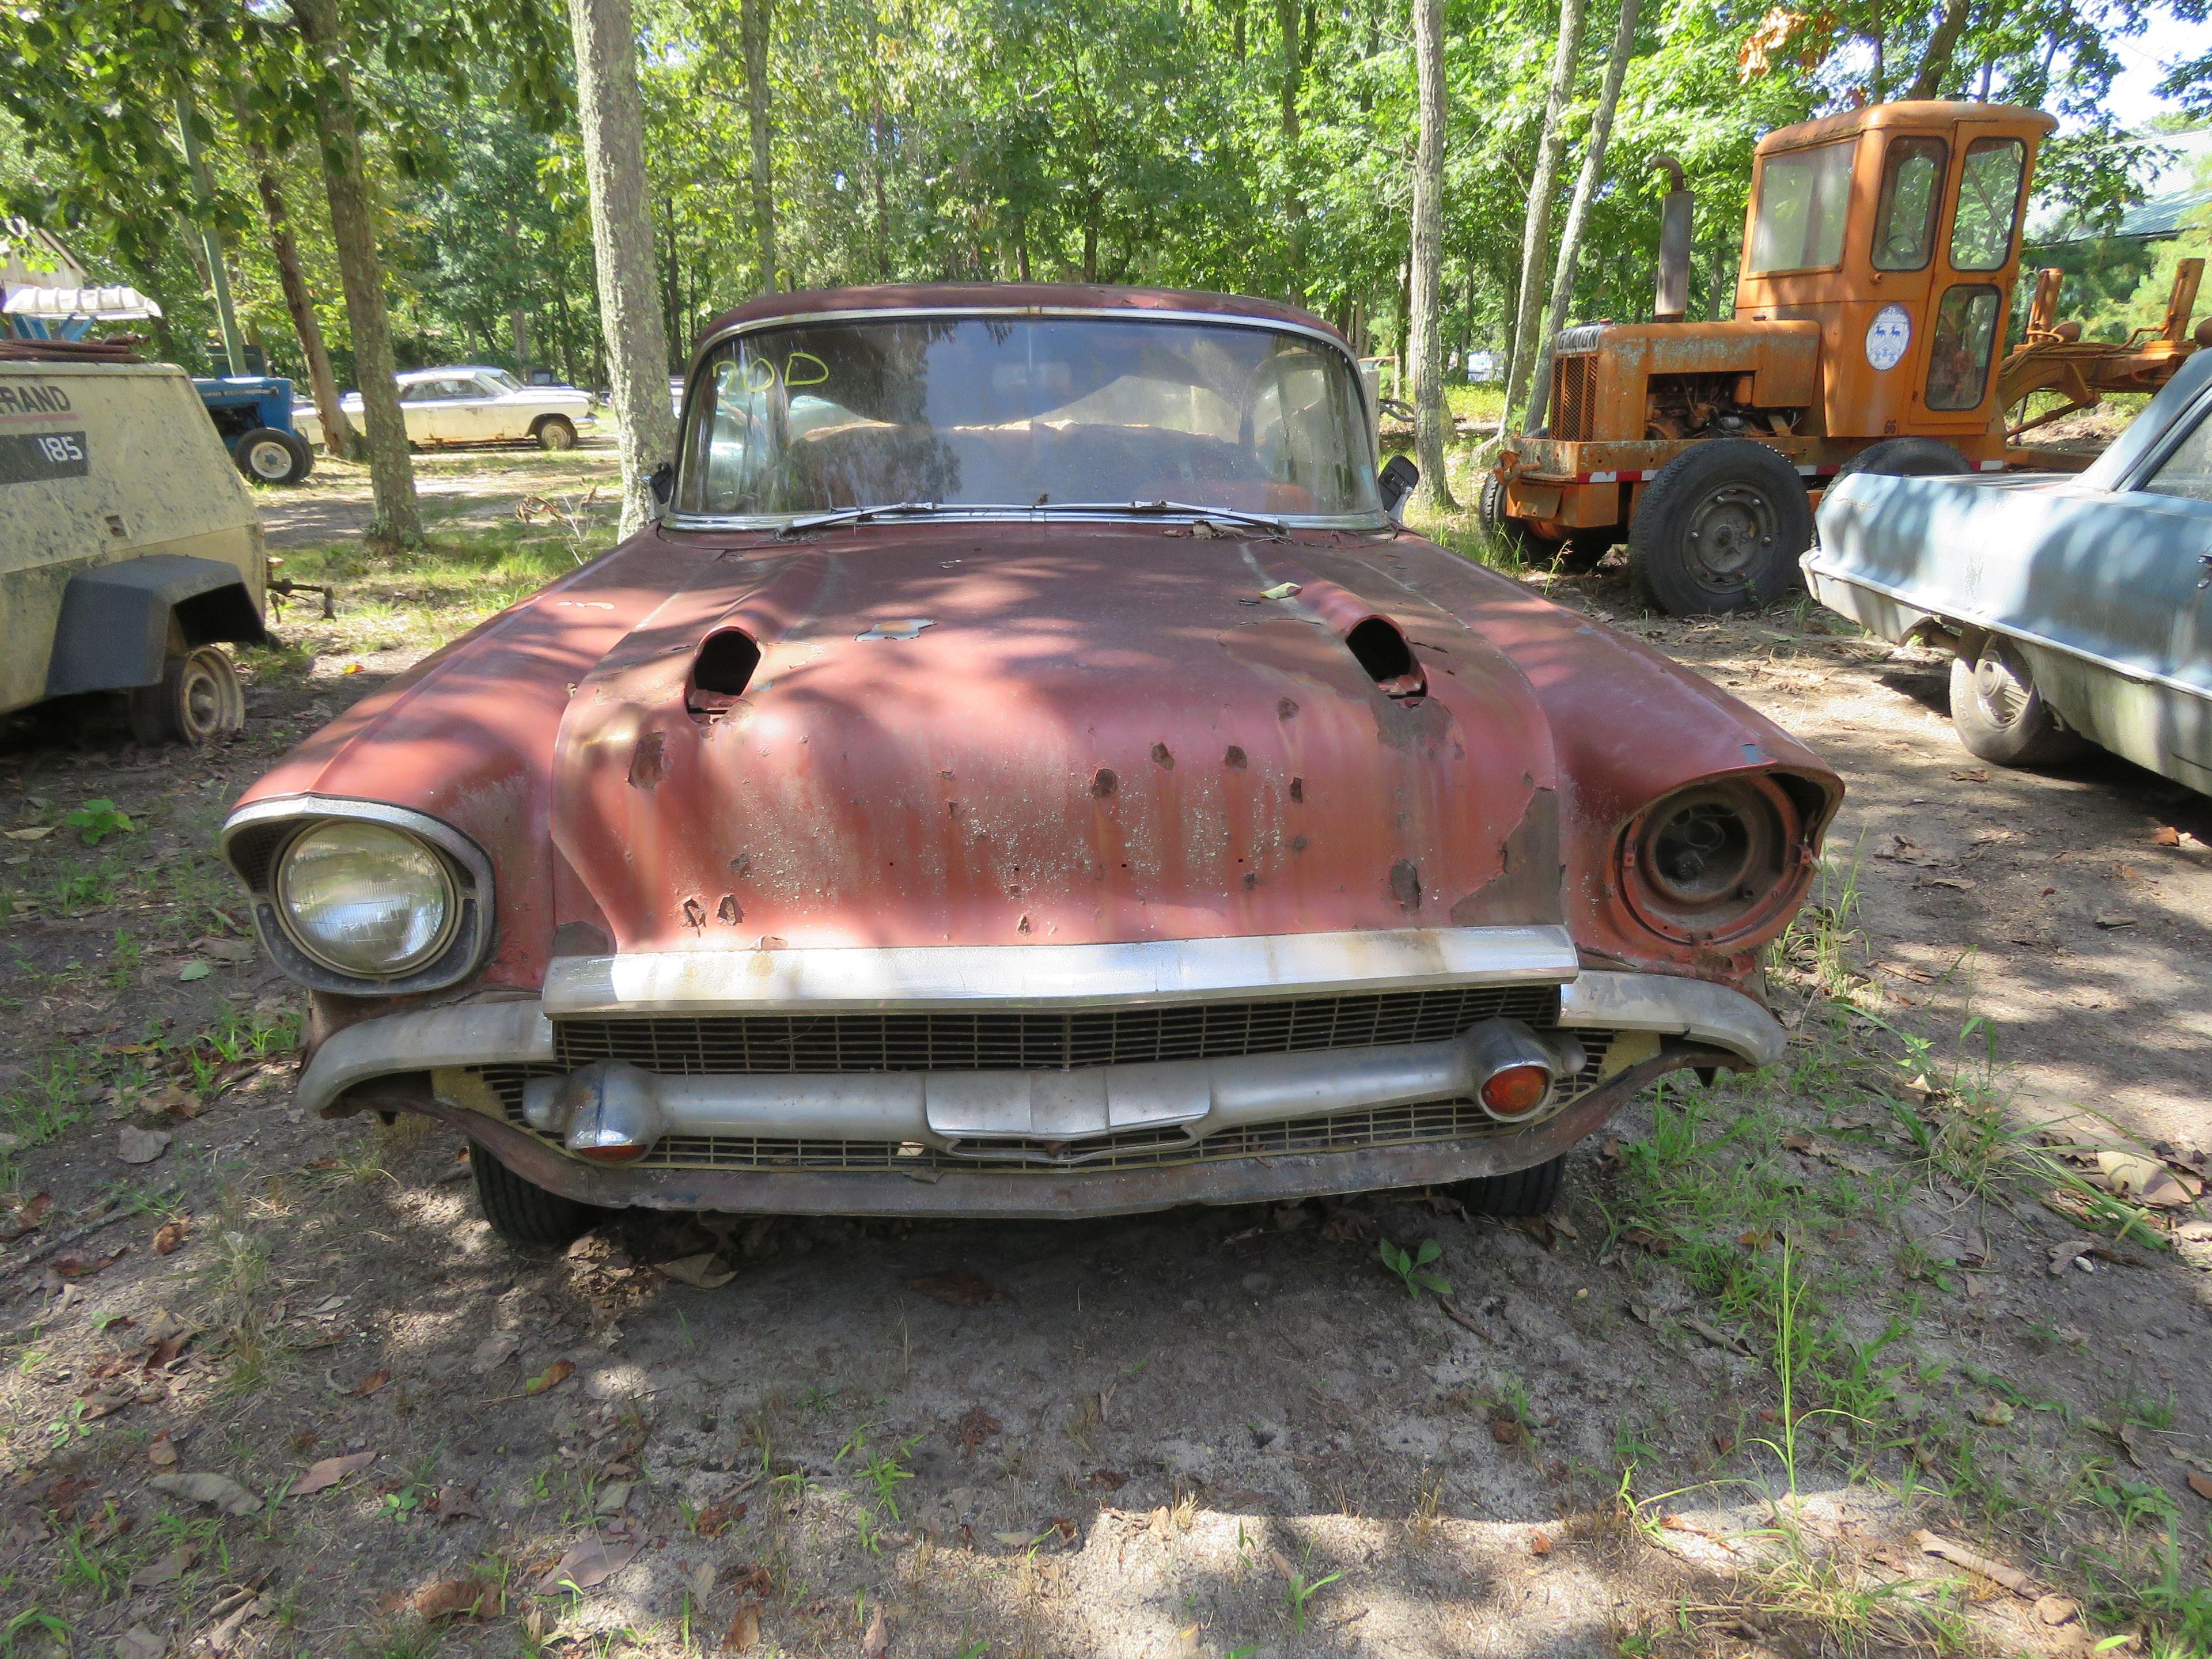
top-left (547, 526), bottom-right (1559, 952)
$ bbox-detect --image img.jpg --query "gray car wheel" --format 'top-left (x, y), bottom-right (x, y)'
top-left (1949, 638), bottom-right (2089, 768)
top-left (535, 415), bottom-right (578, 452)
top-left (128, 646), bottom-right (245, 747)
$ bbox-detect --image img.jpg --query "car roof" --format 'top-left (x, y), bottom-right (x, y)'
top-left (690, 283), bottom-right (1349, 360)
top-left (397, 366), bottom-right (510, 383)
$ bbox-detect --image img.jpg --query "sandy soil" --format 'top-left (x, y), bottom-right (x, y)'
top-left (0, 467), bottom-right (2205, 1658)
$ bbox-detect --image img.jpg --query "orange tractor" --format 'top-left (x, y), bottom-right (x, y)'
top-left (1480, 99), bottom-right (2211, 615)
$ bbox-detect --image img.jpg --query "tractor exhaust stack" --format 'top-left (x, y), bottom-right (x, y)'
top-left (1652, 153), bottom-right (1693, 323)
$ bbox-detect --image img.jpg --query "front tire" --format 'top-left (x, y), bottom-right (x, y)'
top-left (1478, 470), bottom-right (1563, 561)
top-left (1628, 439), bottom-right (1812, 615)
top-left (234, 426), bottom-right (314, 486)
top-left (1949, 638), bottom-right (2089, 767)
top-left (535, 415), bottom-right (578, 452)
top-left (1457, 1155), bottom-right (1565, 1219)
top-left (472, 1145), bottom-right (599, 1248)
top-left (128, 646), bottom-right (244, 746)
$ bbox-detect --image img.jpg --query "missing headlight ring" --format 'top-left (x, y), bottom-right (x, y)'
top-left (1618, 774), bottom-right (1808, 947)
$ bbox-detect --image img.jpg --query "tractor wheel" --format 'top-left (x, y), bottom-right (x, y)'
top-left (233, 426), bottom-right (314, 486)
top-left (535, 415), bottom-right (579, 452)
top-left (1478, 470), bottom-right (1563, 560)
top-left (1949, 637), bottom-right (2089, 768)
top-left (128, 646), bottom-right (245, 747)
top-left (471, 1144), bottom-right (601, 1248)
top-left (1628, 439), bottom-right (1812, 615)
top-left (1835, 437), bottom-right (1972, 480)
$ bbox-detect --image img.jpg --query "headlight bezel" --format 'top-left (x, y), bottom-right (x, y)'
top-left (1618, 774), bottom-right (1809, 948)
top-left (220, 799), bottom-right (494, 994)
top-left (272, 820), bottom-right (463, 979)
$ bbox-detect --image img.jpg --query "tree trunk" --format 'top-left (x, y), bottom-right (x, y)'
top-left (1274, 0), bottom-right (1306, 308)
top-left (568, 0), bottom-right (680, 536)
top-left (1503, 0), bottom-right (1588, 433)
top-left (242, 127), bottom-right (357, 460)
top-left (292, 0), bottom-right (421, 549)
top-left (1408, 0), bottom-right (1455, 507)
top-left (1525, 0), bottom-right (1641, 431)
top-left (1907, 0), bottom-right (1972, 99)
top-left (741, 0), bottom-right (777, 293)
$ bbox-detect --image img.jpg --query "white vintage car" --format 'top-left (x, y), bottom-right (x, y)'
top-left (292, 366), bottom-right (596, 452)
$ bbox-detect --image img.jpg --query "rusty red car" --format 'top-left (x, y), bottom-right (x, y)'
top-left (221, 285), bottom-right (1840, 1246)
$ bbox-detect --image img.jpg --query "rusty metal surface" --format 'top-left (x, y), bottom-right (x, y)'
top-left (362, 1047), bottom-right (1736, 1219)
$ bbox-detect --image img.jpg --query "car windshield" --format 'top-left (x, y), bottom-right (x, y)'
top-left (480, 368), bottom-right (523, 393)
top-left (675, 316), bottom-right (1380, 521)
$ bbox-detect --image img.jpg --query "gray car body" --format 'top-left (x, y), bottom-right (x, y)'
top-left (1805, 348), bottom-right (2212, 796)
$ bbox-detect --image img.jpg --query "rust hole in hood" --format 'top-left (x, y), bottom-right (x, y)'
top-left (1344, 617), bottom-right (1427, 701)
top-left (688, 628), bottom-right (763, 715)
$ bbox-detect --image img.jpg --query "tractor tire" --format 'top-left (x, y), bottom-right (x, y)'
top-left (534, 414), bottom-right (579, 452)
top-left (471, 1144), bottom-right (601, 1248)
top-left (1478, 469), bottom-right (1563, 560)
top-left (128, 646), bottom-right (244, 747)
top-left (233, 426), bottom-right (314, 486)
top-left (1627, 439), bottom-right (1813, 615)
top-left (1835, 437), bottom-right (1972, 481)
top-left (1457, 1154), bottom-right (1565, 1219)
top-left (1949, 637), bottom-right (2089, 768)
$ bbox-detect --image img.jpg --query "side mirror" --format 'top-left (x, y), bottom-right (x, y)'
top-left (647, 460), bottom-right (675, 513)
top-left (1378, 454), bottom-right (1419, 523)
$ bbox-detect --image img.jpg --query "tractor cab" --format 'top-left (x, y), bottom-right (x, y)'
top-left (1737, 101), bottom-right (2053, 448)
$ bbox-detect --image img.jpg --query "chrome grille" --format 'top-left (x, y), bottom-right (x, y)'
top-left (554, 986), bottom-right (1562, 1076)
top-left (1550, 354), bottom-right (1598, 442)
top-left (474, 1027), bottom-right (1613, 1175)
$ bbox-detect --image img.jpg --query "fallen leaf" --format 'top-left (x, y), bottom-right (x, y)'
top-left (1618, 1226), bottom-right (1671, 1256)
top-left (2152, 824), bottom-right (2183, 847)
top-left (431, 1484), bottom-right (482, 1522)
top-left (0, 1192), bottom-right (52, 1241)
top-left (197, 938), bottom-right (256, 963)
top-left (2188, 1472), bottom-right (2212, 1503)
top-left (723, 1601), bottom-right (762, 1650)
top-left (469, 1332), bottom-right (520, 1373)
top-left (147, 1431), bottom-right (178, 1468)
top-left (903, 1270), bottom-right (996, 1306)
top-left (995, 1529), bottom-right (1051, 1548)
top-left (114, 1625), bottom-right (165, 1659)
top-left (412, 1577), bottom-right (502, 1620)
top-left (2094, 1149), bottom-right (2194, 1207)
top-left (290, 1451), bottom-right (374, 1495)
top-left (1489, 1416), bottom-right (1524, 1445)
top-left (52, 1247), bottom-right (126, 1279)
top-left (956, 1405), bottom-right (1002, 1451)
top-left (348, 1369), bottom-right (391, 1397)
top-left (152, 1221), bottom-right (188, 1256)
top-left (525, 1358), bottom-right (575, 1396)
top-left (541, 1536), bottom-right (639, 1590)
top-left (1948, 768), bottom-right (1989, 782)
top-left (1529, 1529), bottom-right (1552, 1556)
top-left (595, 1480), bottom-right (632, 1514)
top-left (2093, 912), bottom-right (2137, 929)
top-left (150, 1084), bottom-right (202, 1119)
top-left (656, 1253), bottom-right (737, 1289)
top-left (177, 962), bottom-right (211, 982)
top-left (2034, 1594), bottom-right (2081, 1626)
top-left (1089, 1468), bottom-right (1128, 1489)
top-left (692, 1501), bottom-right (745, 1537)
top-left (150, 1471), bottom-right (260, 1516)
top-left (117, 1127), bottom-right (171, 1165)
top-left (2, 825), bottom-right (53, 840)
top-left (861, 1604), bottom-right (887, 1658)
top-left (129, 1544), bottom-right (196, 1588)
top-left (1972, 1398), bottom-right (2015, 1427)
top-left (2047, 1238), bottom-right (2095, 1276)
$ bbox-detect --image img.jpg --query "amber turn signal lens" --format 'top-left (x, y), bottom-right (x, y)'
top-left (576, 1143), bottom-right (650, 1164)
top-left (1479, 1063), bottom-right (1553, 1118)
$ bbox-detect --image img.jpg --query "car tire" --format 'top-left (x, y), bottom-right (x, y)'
top-left (1834, 436), bottom-right (1972, 480)
top-left (1457, 1154), bottom-right (1565, 1219)
top-left (472, 1145), bottom-right (600, 1248)
top-left (1478, 470), bottom-right (1563, 560)
top-left (1628, 438), bottom-right (1812, 615)
top-left (535, 415), bottom-right (578, 452)
top-left (233, 426), bottom-right (314, 486)
top-left (128, 646), bottom-right (245, 747)
top-left (1949, 637), bottom-right (2089, 767)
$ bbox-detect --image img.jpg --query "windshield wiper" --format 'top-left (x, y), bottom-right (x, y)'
top-left (777, 501), bottom-right (944, 539)
top-left (1047, 500), bottom-right (1289, 536)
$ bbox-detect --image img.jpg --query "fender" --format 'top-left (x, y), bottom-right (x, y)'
top-left (43, 553), bottom-right (267, 696)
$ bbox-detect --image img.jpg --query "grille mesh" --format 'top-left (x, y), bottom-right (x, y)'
top-left (474, 1027), bottom-right (1614, 1176)
top-left (1551, 355), bottom-right (1598, 442)
top-left (554, 986), bottom-right (1561, 1076)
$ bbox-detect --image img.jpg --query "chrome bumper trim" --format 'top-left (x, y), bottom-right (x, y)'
top-left (539, 925), bottom-right (1582, 1016)
top-left (295, 967), bottom-right (1783, 1122)
top-left (1558, 969), bottom-right (1785, 1069)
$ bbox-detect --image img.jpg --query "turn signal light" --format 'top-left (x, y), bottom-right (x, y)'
top-left (1479, 1063), bottom-right (1554, 1119)
top-left (575, 1142), bottom-right (650, 1165)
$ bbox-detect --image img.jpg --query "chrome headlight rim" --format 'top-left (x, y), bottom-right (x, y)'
top-left (219, 797), bottom-right (495, 994)
top-left (271, 820), bottom-right (462, 980)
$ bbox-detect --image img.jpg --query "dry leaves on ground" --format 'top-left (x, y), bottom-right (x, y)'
top-left (413, 1577), bottom-right (503, 1620)
top-left (525, 1358), bottom-right (575, 1396)
top-left (152, 1219), bottom-right (188, 1255)
top-left (903, 1270), bottom-right (997, 1306)
top-left (540, 1536), bottom-right (639, 1591)
top-left (117, 1126), bottom-right (171, 1164)
top-left (149, 1471), bottom-right (260, 1516)
top-left (290, 1451), bottom-right (374, 1496)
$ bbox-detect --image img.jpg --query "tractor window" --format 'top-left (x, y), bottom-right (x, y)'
top-left (1926, 285), bottom-right (2002, 410)
top-left (1950, 138), bottom-right (2027, 272)
top-left (1872, 137), bottom-right (1946, 271)
top-left (1748, 140), bottom-right (1854, 274)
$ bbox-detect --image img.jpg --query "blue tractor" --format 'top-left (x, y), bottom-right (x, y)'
top-left (192, 376), bottom-right (315, 486)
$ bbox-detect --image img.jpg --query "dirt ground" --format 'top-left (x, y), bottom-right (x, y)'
top-left (1, 450), bottom-right (2207, 1659)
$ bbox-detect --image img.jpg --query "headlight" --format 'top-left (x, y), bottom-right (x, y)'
top-left (274, 821), bottom-right (458, 977)
top-left (1620, 776), bottom-right (1804, 945)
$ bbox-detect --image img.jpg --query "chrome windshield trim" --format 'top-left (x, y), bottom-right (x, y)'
top-left (1558, 970), bottom-right (1785, 1069)
top-left (541, 926), bottom-right (1582, 1016)
top-left (667, 507), bottom-right (1391, 534)
top-left (669, 304), bottom-right (1385, 533)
